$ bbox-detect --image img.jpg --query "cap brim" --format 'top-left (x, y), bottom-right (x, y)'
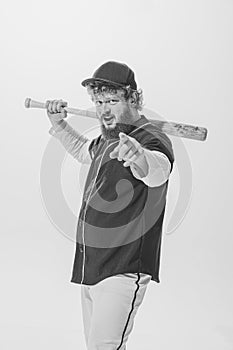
top-left (81, 78), bottom-right (127, 88)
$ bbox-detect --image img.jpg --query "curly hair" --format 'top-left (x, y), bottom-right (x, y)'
top-left (86, 82), bottom-right (144, 111)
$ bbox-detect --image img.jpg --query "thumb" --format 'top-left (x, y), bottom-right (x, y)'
top-left (61, 108), bottom-right (67, 119)
top-left (119, 132), bottom-right (127, 140)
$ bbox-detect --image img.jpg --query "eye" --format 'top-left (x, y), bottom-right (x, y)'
top-left (109, 99), bottom-right (119, 105)
top-left (95, 100), bottom-right (103, 106)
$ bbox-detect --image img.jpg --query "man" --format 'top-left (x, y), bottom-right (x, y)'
top-left (46, 61), bottom-right (175, 350)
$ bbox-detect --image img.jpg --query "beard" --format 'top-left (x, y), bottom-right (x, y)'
top-left (100, 113), bottom-right (138, 140)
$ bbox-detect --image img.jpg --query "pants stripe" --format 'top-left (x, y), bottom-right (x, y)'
top-left (116, 272), bottom-right (141, 350)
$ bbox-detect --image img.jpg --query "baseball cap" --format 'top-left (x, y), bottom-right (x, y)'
top-left (81, 61), bottom-right (137, 91)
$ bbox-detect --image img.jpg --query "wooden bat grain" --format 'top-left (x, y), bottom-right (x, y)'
top-left (25, 98), bottom-right (208, 141)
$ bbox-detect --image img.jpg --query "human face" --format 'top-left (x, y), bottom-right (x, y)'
top-left (91, 90), bottom-right (136, 139)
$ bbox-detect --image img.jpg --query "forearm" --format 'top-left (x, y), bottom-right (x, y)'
top-left (130, 148), bottom-right (171, 187)
top-left (49, 120), bottom-right (92, 164)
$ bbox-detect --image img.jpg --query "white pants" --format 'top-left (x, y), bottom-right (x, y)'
top-left (81, 273), bottom-right (152, 350)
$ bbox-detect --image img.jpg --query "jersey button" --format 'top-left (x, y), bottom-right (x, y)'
top-left (79, 245), bottom-right (83, 253)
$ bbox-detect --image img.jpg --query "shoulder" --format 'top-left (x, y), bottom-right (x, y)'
top-left (132, 116), bottom-right (175, 170)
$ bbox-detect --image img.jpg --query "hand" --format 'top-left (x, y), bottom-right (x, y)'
top-left (109, 132), bottom-right (149, 177)
top-left (46, 99), bottom-right (68, 127)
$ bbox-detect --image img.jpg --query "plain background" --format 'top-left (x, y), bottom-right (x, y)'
top-left (1, 0), bottom-right (233, 349)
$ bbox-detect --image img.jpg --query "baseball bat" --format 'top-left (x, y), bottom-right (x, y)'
top-left (25, 98), bottom-right (208, 141)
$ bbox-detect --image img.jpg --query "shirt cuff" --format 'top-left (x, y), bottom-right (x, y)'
top-left (48, 120), bottom-right (67, 136)
top-left (130, 148), bottom-right (171, 187)
top-left (48, 120), bottom-right (92, 164)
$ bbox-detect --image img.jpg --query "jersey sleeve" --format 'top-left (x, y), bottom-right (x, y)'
top-left (142, 129), bottom-right (175, 174)
top-left (130, 149), bottom-right (172, 187)
top-left (49, 120), bottom-right (92, 164)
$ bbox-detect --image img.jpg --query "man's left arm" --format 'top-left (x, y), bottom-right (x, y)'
top-left (109, 132), bottom-right (173, 187)
top-left (130, 148), bottom-right (172, 187)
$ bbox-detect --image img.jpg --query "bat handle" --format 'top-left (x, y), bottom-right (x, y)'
top-left (25, 97), bottom-right (98, 119)
top-left (25, 98), bottom-right (47, 109)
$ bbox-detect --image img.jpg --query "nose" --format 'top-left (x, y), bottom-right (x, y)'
top-left (103, 102), bottom-right (111, 114)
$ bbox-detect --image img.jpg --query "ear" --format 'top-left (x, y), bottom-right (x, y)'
top-left (128, 92), bottom-right (137, 106)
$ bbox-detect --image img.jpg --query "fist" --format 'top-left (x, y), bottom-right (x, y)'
top-left (46, 99), bottom-right (68, 127)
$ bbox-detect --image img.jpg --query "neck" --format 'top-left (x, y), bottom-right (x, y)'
top-left (130, 109), bottom-right (141, 123)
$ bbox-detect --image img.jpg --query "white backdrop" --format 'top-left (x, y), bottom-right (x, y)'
top-left (1, 0), bottom-right (233, 349)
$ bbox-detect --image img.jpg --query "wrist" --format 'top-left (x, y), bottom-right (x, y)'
top-left (50, 119), bottom-right (64, 127)
top-left (51, 119), bottom-right (66, 130)
top-left (131, 152), bottom-right (149, 178)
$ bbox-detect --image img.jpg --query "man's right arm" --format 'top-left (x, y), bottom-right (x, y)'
top-left (46, 99), bottom-right (92, 164)
top-left (48, 119), bottom-right (92, 165)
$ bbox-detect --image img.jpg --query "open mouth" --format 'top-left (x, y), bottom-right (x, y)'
top-left (103, 116), bottom-right (115, 124)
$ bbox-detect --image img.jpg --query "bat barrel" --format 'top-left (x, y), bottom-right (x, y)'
top-left (153, 120), bottom-right (208, 141)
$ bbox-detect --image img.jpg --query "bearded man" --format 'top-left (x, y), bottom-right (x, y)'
top-left (46, 61), bottom-right (175, 350)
